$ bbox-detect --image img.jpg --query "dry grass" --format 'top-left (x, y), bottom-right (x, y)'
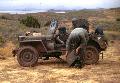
top-left (0, 41), bottom-right (15, 59)
top-left (0, 40), bottom-right (120, 83)
top-left (104, 31), bottom-right (120, 40)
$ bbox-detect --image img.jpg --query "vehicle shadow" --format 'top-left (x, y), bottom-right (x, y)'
top-left (36, 58), bottom-right (68, 68)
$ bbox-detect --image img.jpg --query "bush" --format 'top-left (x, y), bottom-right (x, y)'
top-left (20, 16), bottom-right (41, 28)
top-left (0, 16), bottom-right (8, 20)
top-left (116, 18), bottom-right (120, 21)
top-left (44, 21), bottom-right (51, 27)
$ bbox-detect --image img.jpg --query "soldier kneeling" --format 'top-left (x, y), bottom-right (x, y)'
top-left (66, 18), bottom-right (89, 68)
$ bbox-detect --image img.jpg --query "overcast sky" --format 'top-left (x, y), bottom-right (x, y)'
top-left (0, 0), bottom-right (120, 10)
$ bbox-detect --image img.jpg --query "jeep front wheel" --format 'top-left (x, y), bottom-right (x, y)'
top-left (17, 46), bottom-right (39, 67)
top-left (84, 46), bottom-right (99, 65)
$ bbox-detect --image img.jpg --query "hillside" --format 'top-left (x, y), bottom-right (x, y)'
top-left (0, 8), bottom-right (120, 43)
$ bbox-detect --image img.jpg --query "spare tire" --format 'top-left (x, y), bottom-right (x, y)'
top-left (17, 46), bottom-right (39, 67)
top-left (84, 46), bottom-right (99, 65)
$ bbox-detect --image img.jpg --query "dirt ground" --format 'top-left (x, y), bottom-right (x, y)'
top-left (0, 40), bottom-right (120, 83)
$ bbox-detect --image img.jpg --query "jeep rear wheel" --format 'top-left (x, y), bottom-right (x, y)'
top-left (84, 46), bottom-right (99, 65)
top-left (17, 46), bottom-right (39, 67)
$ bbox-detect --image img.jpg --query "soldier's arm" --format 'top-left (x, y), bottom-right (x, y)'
top-left (76, 38), bottom-right (86, 54)
top-left (84, 30), bottom-right (89, 42)
top-left (56, 36), bottom-right (64, 44)
top-left (65, 37), bottom-right (71, 58)
top-left (53, 29), bottom-right (59, 37)
top-left (76, 33), bottom-right (87, 54)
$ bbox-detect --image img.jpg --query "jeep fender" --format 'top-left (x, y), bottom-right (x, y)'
top-left (87, 39), bottom-right (101, 52)
top-left (19, 40), bottom-right (47, 53)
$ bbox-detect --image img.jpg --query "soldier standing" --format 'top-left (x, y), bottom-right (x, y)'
top-left (66, 18), bottom-right (89, 68)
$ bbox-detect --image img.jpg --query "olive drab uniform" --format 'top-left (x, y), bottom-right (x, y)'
top-left (66, 18), bottom-right (89, 68)
top-left (54, 27), bottom-right (68, 44)
top-left (66, 28), bottom-right (89, 68)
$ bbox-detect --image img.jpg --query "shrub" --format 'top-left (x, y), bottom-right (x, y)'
top-left (44, 21), bottom-right (51, 27)
top-left (20, 16), bottom-right (41, 28)
top-left (116, 18), bottom-right (120, 21)
top-left (0, 41), bottom-right (15, 57)
top-left (0, 16), bottom-right (8, 20)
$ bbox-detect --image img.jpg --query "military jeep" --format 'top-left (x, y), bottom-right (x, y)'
top-left (12, 19), bottom-right (107, 67)
top-left (85, 32), bottom-right (107, 64)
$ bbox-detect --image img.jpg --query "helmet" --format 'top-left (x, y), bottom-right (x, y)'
top-left (72, 18), bottom-right (89, 32)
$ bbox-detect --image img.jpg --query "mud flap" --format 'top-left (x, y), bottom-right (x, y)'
top-left (66, 50), bottom-right (78, 66)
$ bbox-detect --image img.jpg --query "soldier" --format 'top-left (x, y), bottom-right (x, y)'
top-left (53, 27), bottom-right (65, 45)
top-left (95, 26), bottom-right (104, 35)
top-left (95, 25), bottom-right (108, 45)
top-left (54, 26), bottom-right (68, 45)
top-left (44, 19), bottom-right (67, 60)
top-left (66, 18), bottom-right (89, 68)
top-left (72, 18), bottom-right (89, 32)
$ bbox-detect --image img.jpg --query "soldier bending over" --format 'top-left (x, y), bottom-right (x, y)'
top-left (66, 18), bottom-right (89, 68)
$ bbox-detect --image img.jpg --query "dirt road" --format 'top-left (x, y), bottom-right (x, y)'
top-left (0, 40), bottom-right (120, 83)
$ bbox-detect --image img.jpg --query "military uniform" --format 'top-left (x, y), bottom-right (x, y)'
top-left (54, 27), bottom-right (68, 44)
top-left (66, 28), bottom-right (89, 68)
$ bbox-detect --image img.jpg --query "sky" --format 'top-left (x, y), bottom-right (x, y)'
top-left (0, 0), bottom-right (120, 11)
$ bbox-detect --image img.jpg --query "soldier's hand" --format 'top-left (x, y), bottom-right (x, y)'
top-left (76, 47), bottom-right (81, 55)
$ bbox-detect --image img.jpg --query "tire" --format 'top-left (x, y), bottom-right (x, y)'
top-left (84, 46), bottom-right (99, 65)
top-left (17, 46), bottom-right (39, 67)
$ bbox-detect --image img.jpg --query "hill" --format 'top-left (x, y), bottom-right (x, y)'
top-left (0, 8), bottom-right (120, 83)
top-left (0, 8), bottom-right (120, 45)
